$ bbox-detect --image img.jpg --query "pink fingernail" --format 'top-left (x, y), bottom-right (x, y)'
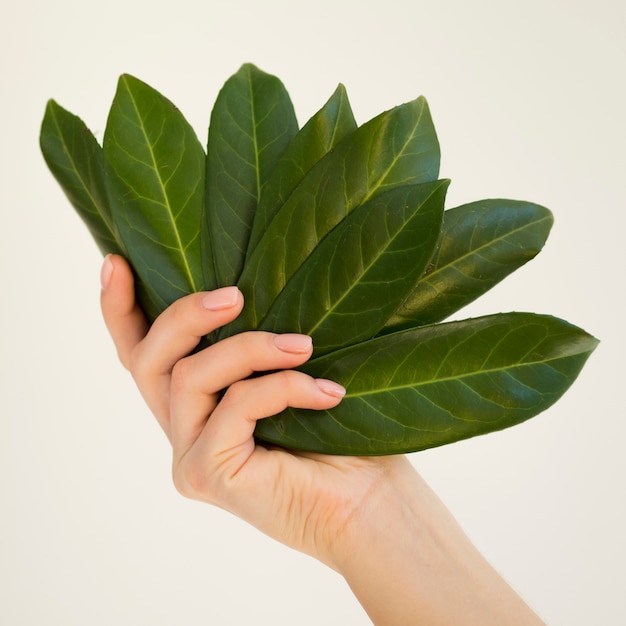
top-left (201, 287), bottom-right (240, 311)
top-left (273, 333), bottom-right (313, 354)
top-left (100, 255), bottom-right (113, 290)
top-left (315, 379), bottom-right (346, 398)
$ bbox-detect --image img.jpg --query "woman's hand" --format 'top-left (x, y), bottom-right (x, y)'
top-left (99, 254), bottom-right (545, 625)
top-left (99, 254), bottom-right (400, 570)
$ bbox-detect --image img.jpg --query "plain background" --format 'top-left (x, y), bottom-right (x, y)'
top-left (2, 0), bottom-right (624, 624)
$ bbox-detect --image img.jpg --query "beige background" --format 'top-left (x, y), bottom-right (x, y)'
top-left (2, 0), bottom-right (624, 623)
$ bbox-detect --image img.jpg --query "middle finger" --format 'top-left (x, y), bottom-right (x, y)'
top-left (169, 331), bottom-right (314, 454)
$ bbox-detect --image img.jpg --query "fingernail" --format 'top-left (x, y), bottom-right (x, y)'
top-left (201, 287), bottom-right (240, 311)
top-left (100, 254), bottom-right (113, 290)
top-left (273, 333), bottom-right (313, 354)
top-left (315, 379), bottom-right (346, 398)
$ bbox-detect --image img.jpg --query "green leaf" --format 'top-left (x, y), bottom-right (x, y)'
top-left (40, 99), bottom-right (122, 256)
top-left (260, 180), bottom-right (449, 356)
top-left (40, 67), bottom-right (598, 459)
top-left (381, 200), bottom-right (554, 332)
top-left (254, 312), bottom-right (598, 455)
top-left (205, 63), bottom-right (299, 288)
top-left (229, 96), bottom-right (441, 336)
top-left (103, 74), bottom-right (206, 318)
top-left (246, 83), bottom-right (357, 256)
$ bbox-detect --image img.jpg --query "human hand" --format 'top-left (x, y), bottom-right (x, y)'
top-left (99, 254), bottom-right (405, 570)
top-left (100, 254), bottom-right (545, 625)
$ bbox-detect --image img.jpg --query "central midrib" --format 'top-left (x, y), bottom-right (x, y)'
top-left (342, 347), bottom-right (585, 400)
top-left (125, 77), bottom-right (198, 292)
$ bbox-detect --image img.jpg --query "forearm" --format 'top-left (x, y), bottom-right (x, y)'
top-left (100, 259), bottom-right (545, 624)
top-left (333, 458), bottom-right (544, 626)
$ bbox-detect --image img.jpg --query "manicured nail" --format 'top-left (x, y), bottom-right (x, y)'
top-left (273, 333), bottom-right (313, 354)
top-left (100, 254), bottom-right (113, 290)
top-left (201, 287), bottom-right (240, 311)
top-left (315, 379), bottom-right (346, 398)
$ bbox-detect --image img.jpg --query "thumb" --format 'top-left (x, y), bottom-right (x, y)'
top-left (100, 254), bottom-right (149, 369)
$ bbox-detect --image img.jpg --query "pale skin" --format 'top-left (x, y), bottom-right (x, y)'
top-left (100, 253), bottom-right (545, 626)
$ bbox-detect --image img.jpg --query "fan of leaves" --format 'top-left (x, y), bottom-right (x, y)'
top-left (40, 64), bottom-right (597, 455)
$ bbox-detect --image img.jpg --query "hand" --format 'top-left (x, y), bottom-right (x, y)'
top-left (99, 254), bottom-right (403, 570)
top-left (100, 254), bottom-right (545, 625)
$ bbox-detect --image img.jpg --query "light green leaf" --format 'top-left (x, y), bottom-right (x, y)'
top-left (40, 99), bottom-right (122, 256)
top-left (205, 63), bottom-right (298, 288)
top-left (381, 200), bottom-right (554, 332)
top-left (228, 96), bottom-right (440, 336)
top-left (103, 74), bottom-right (206, 318)
top-left (260, 180), bottom-right (449, 356)
top-left (254, 313), bottom-right (598, 454)
top-left (247, 83), bottom-right (357, 256)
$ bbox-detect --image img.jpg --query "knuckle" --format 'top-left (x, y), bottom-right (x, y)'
top-left (219, 379), bottom-right (246, 407)
top-left (128, 346), bottom-right (148, 382)
top-left (275, 369), bottom-right (303, 393)
top-left (170, 357), bottom-right (193, 394)
top-left (172, 458), bottom-right (215, 502)
top-left (230, 330), bottom-right (269, 359)
top-left (168, 297), bottom-right (189, 326)
top-left (151, 295), bottom-right (190, 337)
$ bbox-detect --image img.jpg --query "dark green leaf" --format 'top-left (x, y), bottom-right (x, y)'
top-left (254, 313), bottom-right (598, 455)
top-left (228, 96), bottom-right (441, 336)
top-left (205, 63), bottom-right (299, 288)
top-left (103, 74), bottom-right (206, 318)
top-left (247, 83), bottom-right (357, 256)
top-left (381, 200), bottom-right (554, 332)
top-left (40, 99), bottom-right (122, 256)
top-left (260, 180), bottom-right (449, 356)
top-left (40, 67), bottom-right (598, 459)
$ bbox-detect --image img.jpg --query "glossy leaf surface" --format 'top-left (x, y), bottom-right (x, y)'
top-left (254, 313), bottom-right (598, 454)
top-left (229, 96), bottom-right (441, 336)
top-left (247, 83), bottom-right (357, 256)
top-left (40, 99), bottom-right (122, 256)
top-left (103, 74), bottom-right (206, 318)
top-left (260, 180), bottom-right (449, 356)
top-left (205, 64), bottom-right (298, 288)
top-left (382, 200), bottom-right (554, 332)
top-left (40, 67), bottom-right (598, 457)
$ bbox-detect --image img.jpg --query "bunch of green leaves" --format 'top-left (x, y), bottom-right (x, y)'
top-left (40, 64), bottom-right (597, 455)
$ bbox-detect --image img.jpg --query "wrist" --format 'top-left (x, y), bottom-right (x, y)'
top-left (327, 458), bottom-right (544, 625)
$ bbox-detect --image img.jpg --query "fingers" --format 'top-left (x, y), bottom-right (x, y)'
top-left (131, 286), bottom-right (244, 383)
top-left (171, 332), bottom-right (313, 404)
top-left (99, 254), bottom-right (246, 435)
top-left (100, 254), bottom-right (148, 369)
top-left (100, 254), bottom-right (245, 376)
top-left (174, 369), bottom-right (345, 500)
top-left (200, 372), bottom-right (345, 459)
top-left (99, 254), bottom-right (347, 500)
top-left (131, 287), bottom-right (244, 433)
top-left (169, 331), bottom-right (318, 455)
